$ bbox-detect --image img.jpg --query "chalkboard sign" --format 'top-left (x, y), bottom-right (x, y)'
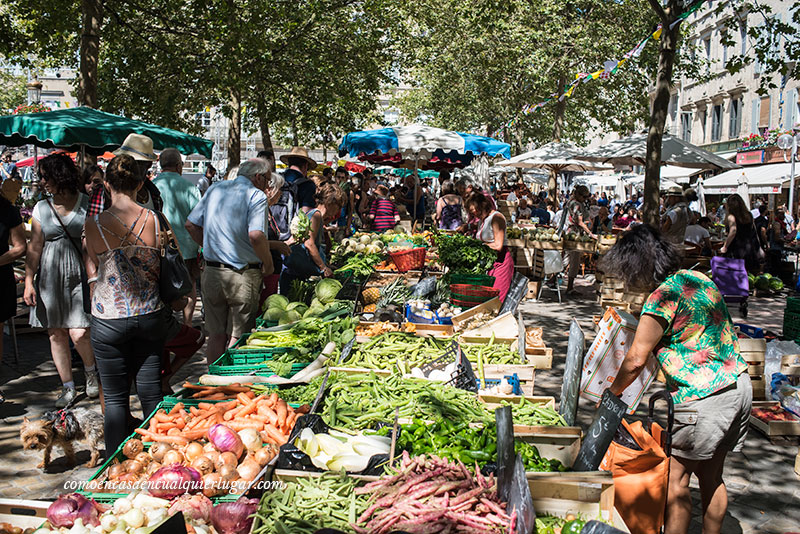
top-left (507, 455), bottom-right (537, 534)
top-left (310, 370), bottom-right (330, 414)
top-left (152, 511), bottom-right (187, 534)
top-left (495, 405), bottom-right (514, 502)
top-left (559, 319), bottom-right (585, 426)
top-left (336, 337), bottom-right (356, 365)
top-left (499, 272), bottom-right (529, 316)
top-left (580, 520), bottom-right (627, 534)
top-left (572, 389), bottom-right (628, 472)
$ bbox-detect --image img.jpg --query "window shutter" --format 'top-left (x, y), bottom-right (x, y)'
top-left (760, 96), bottom-right (771, 128)
top-left (751, 98), bottom-right (760, 134)
top-left (786, 89), bottom-right (798, 129)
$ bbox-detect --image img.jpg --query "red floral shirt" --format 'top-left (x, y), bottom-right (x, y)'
top-left (642, 270), bottom-right (747, 404)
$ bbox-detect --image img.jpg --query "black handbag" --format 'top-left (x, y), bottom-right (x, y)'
top-left (154, 211), bottom-right (193, 306)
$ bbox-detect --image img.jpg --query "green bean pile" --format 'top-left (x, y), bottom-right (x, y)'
top-left (322, 372), bottom-right (490, 430)
top-left (344, 332), bottom-right (452, 373)
top-left (461, 342), bottom-right (522, 365)
top-left (502, 397), bottom-right (568, 426)
top-left (252, 473), bottom-right (368, 534)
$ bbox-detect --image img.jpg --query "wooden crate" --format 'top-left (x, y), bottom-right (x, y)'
top-left (739, 338), bottom-right (767, 364)
top-left (515, 247), bottom-right (545, 278)
top-left (516, 427), bottom-right (583, 468)
top-left (407, 323), bottom-right (455, 338)
top-left (526, 472), bottom-right (616, 526)
top-left (527, 238), bottom-right (564, 251)
top-left (599, 299), bottom-right (633, 313)
top-left (750, 375), bottom-right (767, 400)
top-left (747, 364), bottom-right (765, 376)
top-left (0, 499), bottom-right (50, 530)
top-left (781, 353), bottom-right (800, 376)
top-left (795, 448), bottom-right (800, 476)
top-left (507, 238), bottom-right (526, 248)
top-left (527, 280), bottom-right (542, 300)
top-left (526, 346), bottom-right (553, 370)
top-left (563, 240), bottom-right (598, 253)
top-left (451, 297), bottom-right (501, 330)
top-left (750, 401), bottom-right (800, 437)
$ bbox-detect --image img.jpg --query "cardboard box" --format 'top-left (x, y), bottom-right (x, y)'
top-left (580, 307), bottom-right (658, 414)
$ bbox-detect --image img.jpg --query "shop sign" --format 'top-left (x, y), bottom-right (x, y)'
top-left (736, 150), bottom-right (764, 165)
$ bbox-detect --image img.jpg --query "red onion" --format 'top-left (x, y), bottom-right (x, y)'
top-left (208, 424), bottom-right (244, 458)
top-left (210, 497), bottom-right (259, 534)
top-left (147, 464), bottom-right (202, 499)
top-left (47, 493), bottom-right (107, 528)
top-left (168, 493), bottom-right (214, 522)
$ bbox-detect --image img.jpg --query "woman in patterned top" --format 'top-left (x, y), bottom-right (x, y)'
top-left (599, 224), bottom-right (750, 534)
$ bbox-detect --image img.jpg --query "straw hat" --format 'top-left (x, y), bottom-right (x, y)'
top-left (279, 147), bottom-right (317, 169)
top-left (113, 133), bottom-right (157, 161)
top-left (665, 185), bottom-right (684, 196)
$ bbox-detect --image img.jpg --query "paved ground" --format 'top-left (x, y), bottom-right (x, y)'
top-left (1, 275), bottom-right (798, 533)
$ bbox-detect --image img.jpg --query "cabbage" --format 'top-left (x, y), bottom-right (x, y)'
top-left (266, 294), bottom-right (289, 310)
top-left (315, 279), bottom-right (343, 304)
top-left (264, 308), bottom-right (283, 321)
top-left (279, 309), bottom-right (302, 325)
top-left (288, 303), bottom-right (308, 315)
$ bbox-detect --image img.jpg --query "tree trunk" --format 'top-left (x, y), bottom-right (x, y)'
top-left (78, 0), bottom-right (102, 107)
top-left (643, 6), bottom-right (680, 227)
top-left (227, 89), bottom-right (242, 168)
top-left (258, 112), bottom-right (273, 154)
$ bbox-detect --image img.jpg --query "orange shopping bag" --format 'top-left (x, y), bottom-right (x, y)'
top-left (600, 418), bottom-right (670, 534)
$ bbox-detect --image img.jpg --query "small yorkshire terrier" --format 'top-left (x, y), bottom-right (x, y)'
top-left (20, 407), bottom-right (104, 470)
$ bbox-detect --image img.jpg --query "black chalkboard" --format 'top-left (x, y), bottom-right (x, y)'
top-left (559, 319), bottom-right (585, 426)
top-left (499, 272), bottom-right (529, 316)
top-left (152, 511), bottom-right (187, 534)
top-left (336, 337), bottom-right (356, 365)
top-left (572, 389), bottom-right (628, 472)
top-left (507, 455), bottom-right (537, 534)
top-left (310, 369), bottom-right (330, 414)
top-left (495, 405), bottom-right (514, 502)
top-left (580, 520), bottom-right (627, 534)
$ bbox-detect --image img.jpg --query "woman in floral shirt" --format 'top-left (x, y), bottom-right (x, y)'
top-left (599, 224), bottom-right (751, 534)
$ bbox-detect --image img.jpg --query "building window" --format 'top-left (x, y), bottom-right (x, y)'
top-left (711, 104), bottom-right (723, 142)
top-left (729, 98), bottom-right (742, 139)
top-left (382, 109), bottom-right (399, 124)
top-left (698, 109), bottom-right (707, 143)
top-left (680, 112), bottom-right (692, 142)
top-left (739, 19), bottom-right (747, 56)
top-left (196, 111), bottom-right (211, 128)
top-left (759, 96), bottom-right (771, 132)
top-left (703, 36), bottom-right (712, 59)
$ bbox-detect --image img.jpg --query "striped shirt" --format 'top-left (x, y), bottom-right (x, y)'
top-left (370, 197), bottom-right (397, 231)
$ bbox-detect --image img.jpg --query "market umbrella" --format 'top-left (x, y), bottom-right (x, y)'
top-left (339, 124), bottom-right (510, 220)
top-left (338, 124), bottom-right (510, 170)
top-left (577, 132), bottom-right (738, 170)
top-left (496, 142), bottom-right (611, 198)
top-left (15, 151), bottom-right (75, 167)
top-left (695, 179), bottom-right (707, 216)
top-left (0, 107), bottom-right (213, 157)
top-left (737, 173), bottom-right (750, 209)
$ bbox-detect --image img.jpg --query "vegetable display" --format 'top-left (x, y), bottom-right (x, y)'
top-left (241, 315), bottom-right (356, 361)
top-left (180, 383), bottom-right (253, 401)
top-left (343, 333), bottom-right (451, 373)
top-left (434, 232), bottom-right (497, 275)
top-left (252, 376), bottom-right (323, 405)
top-left (374, 277), bottom-right (410, 309)
top-left (320, 372), bottom-right (489, 430)
top-left (290, 211), bottom-right (311, 242)
top-left (334, 253), bottom-right (382, 278)
top-left (500, 397), bottom-right (568, 427)
top-left (251, 473), bottom-right (370, 534)
top-left (461, 342), bottom-right (521, 365)
top-left (355, 452), bottom-right (512, 533)
top-left (394, 421), bottom-right (564, 472)
top-left (261, 281), bottom-right (345, 324)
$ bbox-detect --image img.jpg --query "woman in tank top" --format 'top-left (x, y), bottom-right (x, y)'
top-left (465, 192), bottom-right (514, 301)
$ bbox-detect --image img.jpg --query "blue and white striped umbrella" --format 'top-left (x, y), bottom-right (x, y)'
top-left (338, 124), bottom-right (511, 170)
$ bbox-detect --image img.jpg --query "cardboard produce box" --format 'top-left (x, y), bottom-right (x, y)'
top-left (580, 307), bottom-right (658, 414)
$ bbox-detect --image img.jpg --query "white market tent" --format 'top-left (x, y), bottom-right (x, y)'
top-left (702, 162), bottom-right (799, 195)
top-left (659, 165), bottom-right (705, 184)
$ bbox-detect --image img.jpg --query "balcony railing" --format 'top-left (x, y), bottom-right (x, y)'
top-left (698, 140), bottom-right (741, 153)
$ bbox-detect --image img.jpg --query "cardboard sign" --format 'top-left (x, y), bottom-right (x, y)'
top-left (580, 307), bottom-right (658, 414)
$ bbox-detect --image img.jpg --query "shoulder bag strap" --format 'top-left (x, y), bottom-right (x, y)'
top-left (45, 197), bottom-right (84, 261)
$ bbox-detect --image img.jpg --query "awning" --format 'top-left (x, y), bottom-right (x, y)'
top-left (659, 165), bottom-right (705, 184)
top-left (702, 162), bottom-right (798, 195)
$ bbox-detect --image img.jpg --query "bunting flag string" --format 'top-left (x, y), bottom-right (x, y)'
top-left (492, 0), bottom-right (705, 138)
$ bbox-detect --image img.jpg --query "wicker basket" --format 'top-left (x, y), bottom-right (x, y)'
top-left (390, 247), bottom-right (427, 272)
top-left (450, 283), bottom-right (500, 308)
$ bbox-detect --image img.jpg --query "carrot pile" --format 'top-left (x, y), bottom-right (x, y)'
top-left (134, 392), bottom-right (310, 447)
top-left (181, 382), bottom-right (255, 400)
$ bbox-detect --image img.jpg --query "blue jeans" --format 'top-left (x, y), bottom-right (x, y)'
top-left (91, 310), bottom-right (168, 455)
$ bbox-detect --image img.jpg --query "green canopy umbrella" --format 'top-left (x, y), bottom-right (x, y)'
top-left (0, 107), bottom-right (213, 157)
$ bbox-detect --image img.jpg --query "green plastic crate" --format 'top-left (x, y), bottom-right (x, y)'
top-left (208, 351), bottom-right (309, 377)
top-left (787, 297), bottom-right (800, 314)
top-left (784, 310), bottom-right (800, 340)
top-left (450, 273), bottom-right (496, 286)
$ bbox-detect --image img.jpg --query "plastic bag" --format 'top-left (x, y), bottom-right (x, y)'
top-left (764, 340), bottom-right (800, 399)
top-left (770, 373), bottom-right (800, 416)
top-left (543, 250), bottom-right (563, 275)
top-left (276, 414), bottom-right (394, 476)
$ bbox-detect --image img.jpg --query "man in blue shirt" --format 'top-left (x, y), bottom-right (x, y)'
top-left (0, 151), bottom-right (20, 183)
top-left (186, 158), bottom-right (275, 363)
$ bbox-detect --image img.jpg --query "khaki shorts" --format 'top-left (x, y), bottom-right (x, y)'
top-left (671, 373), bottom-right (752, 461)
top-left (201, 266), bottom-right (262, 339)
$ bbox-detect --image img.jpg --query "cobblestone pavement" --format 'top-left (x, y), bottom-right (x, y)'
top-left (1, 277), bottom-right (798, 533)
